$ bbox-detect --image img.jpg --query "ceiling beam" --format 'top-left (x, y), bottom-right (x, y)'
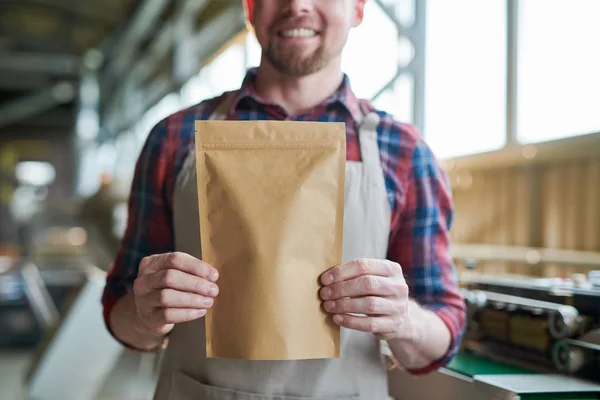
top-left (173, 0), bottom-right (212, 84)
top-left (105, 5), bottom-right (246, 135)
top-left (0, 82), bottom-right (76, 129)
top-left (0, 32), bottom-right (73, 53)
top-left (191, 6), bottom-right (247, 70)
top-left (0, 0), bottom-right (122, 26)
top-left (14, 108), bottom-right (74, 128)
top-left (0, 51), bottom-right (80, 75)
top-left (0, 127), bottom-right (71, 140)
top-left (103, 0), bottom-right (212, 131)
top-left (0, 72), bottom-right (52, 90)
top-left (101, 0), bottom-right (170, 86)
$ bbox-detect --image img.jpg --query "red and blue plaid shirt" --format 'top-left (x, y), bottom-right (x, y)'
top-left (102, 68), bottom-right (466, 374)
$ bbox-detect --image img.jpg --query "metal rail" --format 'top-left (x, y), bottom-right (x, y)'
top-left (453, 243), bottom-right (600, 268)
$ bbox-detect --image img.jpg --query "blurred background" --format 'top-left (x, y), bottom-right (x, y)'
top-left (0, 0), bottom-right (599, 399)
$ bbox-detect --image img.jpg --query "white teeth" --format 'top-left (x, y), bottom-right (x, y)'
top-left (280, 28), bottom-right (317, 38)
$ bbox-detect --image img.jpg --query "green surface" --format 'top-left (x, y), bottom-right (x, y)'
top-left (520, 394), bottom-right (599, 400)
top-left (447, 351), bottom-right (536, 376)
top-left (447, 352), bottom-right (599, 400)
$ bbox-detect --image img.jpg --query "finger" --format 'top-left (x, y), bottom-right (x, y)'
top-left (321, 259), bottom-right (399, 285)
top-left (136, 269), bottom-right (219, 297)
top-left (147, 289), bottom-right (214, 309)
top-left (139, 252), bottom-right (219, 282)
top-left (323, 296), bottom-right (401, 316)
top-left (332, 314), bottom-right (398, 335)
top-left (144, 323), bottom-right (174, 337)
top-left (153, 308), bottom-right (207, 325)
top-left (320, 275), bottom-right (398, 300)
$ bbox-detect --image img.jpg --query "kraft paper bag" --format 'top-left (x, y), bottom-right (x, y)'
top-left (195, 120), bottom-right (345, 360)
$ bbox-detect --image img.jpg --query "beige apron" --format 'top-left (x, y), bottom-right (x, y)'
top-left (153, 93), bottom-right (392, 400)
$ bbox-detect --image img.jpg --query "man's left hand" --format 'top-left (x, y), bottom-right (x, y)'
top-left (319, 259), bottom-right (409, 340)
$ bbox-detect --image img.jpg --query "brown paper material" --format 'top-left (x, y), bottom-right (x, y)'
top-left (195, 120), bottom-right (345, 360)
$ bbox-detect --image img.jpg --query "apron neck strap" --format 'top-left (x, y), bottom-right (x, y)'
top-left (355, 101), bottom-right (382, 167)
top-left (210, 90), bottom-right (381, 133)
top-left (357, 102), bottom-right (380, 134)
top-left (209, 90), bottom-right (239, 120)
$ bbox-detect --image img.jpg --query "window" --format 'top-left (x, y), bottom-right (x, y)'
top-left (114, 130), bottom-right (140, 188)
top-left (342, 1), bottom-right (400, 100)
top-left (516, 0), bottom-right (600, 143)
top-left (424, 0), bottom-right (507, 159)
top-left (134, 92), bottom-right (182, 144)
top-left (372, 75), bottom-right (414, 125)
top-left (381, 0), bottom-right (415, 27)
top-left (245, 32), bottom-right (261, 68)
top-left (181, 43), bottom-right (246, 107)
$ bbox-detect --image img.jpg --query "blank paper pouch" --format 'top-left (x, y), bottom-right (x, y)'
top-left (195, 120), bottom-right (345, 360)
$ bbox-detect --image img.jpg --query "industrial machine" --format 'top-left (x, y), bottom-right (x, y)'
top-left (461, 273), bottom-right (600, 382)
top-left (386, 240), bottom-right (600, 400)
top-left (387, 272), bottom-right (600, 400)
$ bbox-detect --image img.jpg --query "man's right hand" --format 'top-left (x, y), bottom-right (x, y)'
top-left (132, 252), bottom-right (219, 337)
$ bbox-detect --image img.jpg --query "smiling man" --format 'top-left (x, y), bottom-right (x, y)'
top-left (102, 1), bottom-right (466, 399)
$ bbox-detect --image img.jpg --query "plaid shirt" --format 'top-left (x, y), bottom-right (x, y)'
top-left (102, 68), bottom-right (466, 374)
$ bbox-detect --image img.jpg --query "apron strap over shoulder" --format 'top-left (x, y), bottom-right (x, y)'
top-left (176, 90), bottom-right (238, 190)
top-left (357, 102), bottom-right (380, 136)
top-left (356, 103), bottom-right (382, 168)
top-left (209, 90), bottom-right (239, 120)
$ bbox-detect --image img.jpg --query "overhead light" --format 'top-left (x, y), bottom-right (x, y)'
top-left (15, 161), bottom-right (56, 186)
top-left (51, 82), bottom-right (75, 102)
top-left (83, 49), bottom-right (104, 71)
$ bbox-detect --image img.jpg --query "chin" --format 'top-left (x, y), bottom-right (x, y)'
top-left (280, 64), bottom-right (326, 77)
top-left (266, 45), bottom-right (329, 75)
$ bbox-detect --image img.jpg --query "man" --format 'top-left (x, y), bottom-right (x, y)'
top-left (102, 0), bottom-right (466, 399)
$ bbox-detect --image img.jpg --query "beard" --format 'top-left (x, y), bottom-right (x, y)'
top-left (262, 11), bottom-right (347, 77)
top-left (264, 40), bottom-right (332, 77)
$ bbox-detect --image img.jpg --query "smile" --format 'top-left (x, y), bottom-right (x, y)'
top-left (279, 28), bottom-right (318, 38)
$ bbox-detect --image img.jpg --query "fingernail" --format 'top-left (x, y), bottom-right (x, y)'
top-left (333, 314), bottom-right (343, 324)
top-left (209, 284), bottom-right (219, 296)
top-left (203, 297), bottom-right (214, 307)
top-left (325, 300), bottom-right (335, 311)
top-left (209, 270), bottom-right (219, 282)
top-left (321, 287), bottom-right (332, 299)
top-left (323, 274), bottom-right (333, 284)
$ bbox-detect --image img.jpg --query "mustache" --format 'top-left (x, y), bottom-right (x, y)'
top-left (271, 16), bottom-right (320, 32)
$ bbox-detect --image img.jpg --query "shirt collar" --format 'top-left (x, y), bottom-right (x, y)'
top-left (228, 67), bottom-right (363, 123)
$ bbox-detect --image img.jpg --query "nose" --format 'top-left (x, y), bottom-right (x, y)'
top-left (282, 0), bottom-right (314, 15)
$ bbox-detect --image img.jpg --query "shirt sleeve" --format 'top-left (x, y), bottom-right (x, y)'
top-left (101, 117), bottom-right (176, 342)
top-left (387, 137), bottom-right (466, 375)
